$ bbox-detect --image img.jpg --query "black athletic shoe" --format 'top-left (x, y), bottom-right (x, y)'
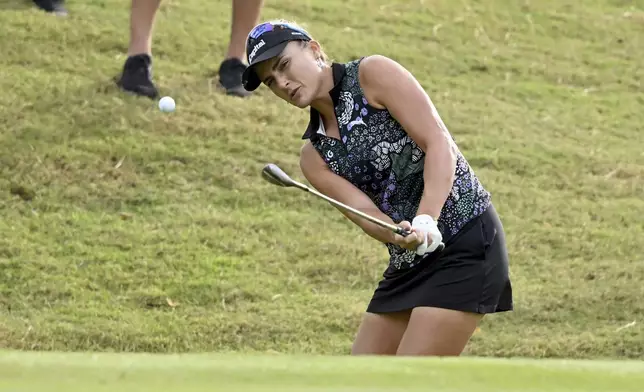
top-left (116, 54), bottom-right (159, 99)
top-left (218, 58), bottom-right (252, 97)
top-left (32, 0), bottom-right (67, 15)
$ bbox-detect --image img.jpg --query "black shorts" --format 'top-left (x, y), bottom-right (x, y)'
top-left (366, 203), bottom-right (513, 314)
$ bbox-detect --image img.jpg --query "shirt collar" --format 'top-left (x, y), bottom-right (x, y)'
top-left (301, 62), bottom-right (346, 140)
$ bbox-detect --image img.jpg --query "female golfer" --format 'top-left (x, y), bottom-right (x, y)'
top-left (242, 20), bottom-right (513, 356)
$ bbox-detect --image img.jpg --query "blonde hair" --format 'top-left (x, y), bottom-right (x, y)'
top-left (266, 19), bottom-right (331, 65)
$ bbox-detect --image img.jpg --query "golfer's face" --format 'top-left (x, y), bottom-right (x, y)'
top-left (255, 42), bottom-right (321, 107)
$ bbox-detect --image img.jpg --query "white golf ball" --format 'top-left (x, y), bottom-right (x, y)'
top-left (158, 96), bottom-right (175, 112)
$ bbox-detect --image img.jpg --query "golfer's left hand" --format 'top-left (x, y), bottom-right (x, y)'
top-left (412, 214), bottom-right (443, 255)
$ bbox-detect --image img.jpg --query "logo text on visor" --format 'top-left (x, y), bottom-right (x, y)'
top-left (248, 39), bottom-right (266, 63)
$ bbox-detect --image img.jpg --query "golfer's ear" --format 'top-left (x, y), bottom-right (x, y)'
top-left (307, 40), bottom-right (322, 55)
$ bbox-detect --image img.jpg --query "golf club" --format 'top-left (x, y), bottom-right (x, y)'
top-left (261, 163), bottom-right (445, 252)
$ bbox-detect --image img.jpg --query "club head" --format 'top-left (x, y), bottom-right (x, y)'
top-left (261, 163), bottom-right (296, 187)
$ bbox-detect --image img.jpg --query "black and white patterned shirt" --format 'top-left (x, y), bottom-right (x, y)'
top-left (302, 59), bottom-right (492, 270)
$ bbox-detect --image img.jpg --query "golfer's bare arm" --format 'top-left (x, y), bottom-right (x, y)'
top-left (300, 142), bottom-right (398, 244)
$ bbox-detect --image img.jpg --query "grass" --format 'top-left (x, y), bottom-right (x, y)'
top-left (1, 350), bottom-right (644, 391)
top-left (0, 0), bottom-right (643, 361)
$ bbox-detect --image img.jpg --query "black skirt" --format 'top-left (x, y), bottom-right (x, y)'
top-left (366, 203), bottom-right (513, 314)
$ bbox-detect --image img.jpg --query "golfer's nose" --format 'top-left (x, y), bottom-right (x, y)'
top-left (274, 74), bottom-right (289, 90)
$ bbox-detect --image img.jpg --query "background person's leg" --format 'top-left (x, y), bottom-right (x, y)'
top-left (116, 0), bottom-right (163, 99)
top-left (226, 0), bottom-right (264, 60)
top-left (126, 0), bottom-right (161, 57)
top-left (217, 0), bottom-right (264, 97)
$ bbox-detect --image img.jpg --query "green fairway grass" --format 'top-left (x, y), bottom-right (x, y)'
top-left (1, 350), bottom-right (644, 391)
top-left (0, 0), bottom-right (643, 360)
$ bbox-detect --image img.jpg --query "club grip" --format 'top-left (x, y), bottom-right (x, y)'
top-left (395, 226), bottom-right (411, 237)
top-left (394, 226), bottom-right (445, 253)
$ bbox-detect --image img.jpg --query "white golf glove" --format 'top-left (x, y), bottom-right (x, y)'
top-left (411, 214), bottom-right (442, 255)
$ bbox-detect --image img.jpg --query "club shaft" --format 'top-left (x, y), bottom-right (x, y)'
top-left (291, 180), bottom-right (404, 235)
top-left (304, 184), bottom-right (446, 251)
top-left (267, 166), bottom-right (445, 252)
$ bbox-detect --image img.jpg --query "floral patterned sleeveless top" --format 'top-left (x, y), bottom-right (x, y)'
top-left (301, 59), bottom-right (491, 270)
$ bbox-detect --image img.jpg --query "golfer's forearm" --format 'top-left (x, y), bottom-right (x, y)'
top-left (347, 208), bottom-right (398, 244)
top-left (417, 139), bottom-right (457, 219)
